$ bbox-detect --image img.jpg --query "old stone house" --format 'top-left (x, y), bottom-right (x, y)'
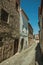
top-left (28, 23), bottom-right (33, 46)
top-left (19, 9), bottom-right (29, 52)
top-left (38, 0), bottom-right (43, 54)
top-left (0, 0), bottom-right (20, 62)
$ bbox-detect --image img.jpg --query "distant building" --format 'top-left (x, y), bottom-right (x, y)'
top-left (28, 23), bottom-right (33, 46)
top-left (34, 34), bottom-right (39, 43)
top-left (0, 0), bottom-right (20, 62)
top-left (38, 0), bottom-right (43, 54)
top-left (19, 9), bottom-right (29, 52)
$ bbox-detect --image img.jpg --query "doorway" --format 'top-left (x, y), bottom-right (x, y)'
top-left (14, 39), bottom-right (19, 54)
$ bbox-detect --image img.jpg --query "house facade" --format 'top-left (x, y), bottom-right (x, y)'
top-left (19, 9), bottom-right (29, 52)
top-left (28, 23), bottom-right (33, 46)
top-left (0, 0), bottom-right (20, 62)
top-left (38, 0), bottom-right (43, 54)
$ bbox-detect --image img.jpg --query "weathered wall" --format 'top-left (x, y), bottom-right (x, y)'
top-left (0, 0), bottom-right (20, 62)
top-left (0, 37), bottom-right (14, 62)
top-left (1, 0), bottom-right (20, 37)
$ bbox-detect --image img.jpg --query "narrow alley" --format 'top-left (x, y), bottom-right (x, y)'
top-left (0, 0), bottom-right (43, 65)
top-left (0, 42), bottom-right (37, 65)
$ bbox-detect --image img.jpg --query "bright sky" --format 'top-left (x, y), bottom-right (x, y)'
top-left (20, 0), bottom-right (41, 34)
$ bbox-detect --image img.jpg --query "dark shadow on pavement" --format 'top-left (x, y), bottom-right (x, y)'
top-left (35, 43), bottom-right (43, 65)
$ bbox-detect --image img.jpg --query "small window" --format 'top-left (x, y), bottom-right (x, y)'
top-left (1, 9), bottom-right (8, 22)
top-left (0, 37), bottom-right (3, 47)
top-left (0, 37), bottom-right (2, 41)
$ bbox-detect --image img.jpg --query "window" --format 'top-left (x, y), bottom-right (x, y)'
top-left (0, 37), bottom-right (2, 41)
top-left (0, 37), bottom-right (3, 47)
top-left (1, 9), bottom-right (8, 22)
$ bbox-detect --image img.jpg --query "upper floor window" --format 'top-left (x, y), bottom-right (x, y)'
top-left (1, 9), bottom-right (8, 22)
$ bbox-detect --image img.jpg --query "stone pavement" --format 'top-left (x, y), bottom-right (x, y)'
top-left (0, 43), bottom-right (37, 65)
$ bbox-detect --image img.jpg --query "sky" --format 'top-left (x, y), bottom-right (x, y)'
top-left (20, 0), bottom-right (41, 34)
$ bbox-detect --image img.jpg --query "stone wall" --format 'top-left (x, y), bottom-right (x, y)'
top-left (1, 0), bottom-right (20, 38)
top-left (0, 37), bottom-right (14, 63)
top-left (0, 0), bottom-right (20, 62)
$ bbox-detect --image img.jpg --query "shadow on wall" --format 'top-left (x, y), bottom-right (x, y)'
top-left (35, 43), bottom-right (43, 65)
